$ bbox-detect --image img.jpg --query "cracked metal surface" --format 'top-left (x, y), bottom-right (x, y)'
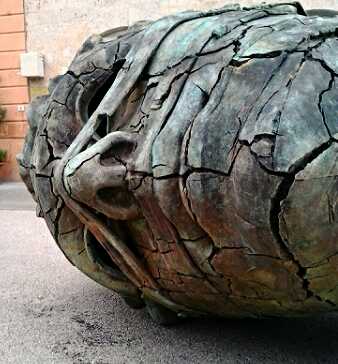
top-left (18, 2), bottom-right (338, 322)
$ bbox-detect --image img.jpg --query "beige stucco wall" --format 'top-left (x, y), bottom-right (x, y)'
top-left (24, 0), bottom-right (338, 93)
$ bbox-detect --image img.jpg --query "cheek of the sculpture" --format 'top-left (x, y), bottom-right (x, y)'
top-left (18, 3), bottom-right (338, 324)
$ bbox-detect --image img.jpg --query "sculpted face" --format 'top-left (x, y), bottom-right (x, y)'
top-left (18, 3), bottom-right (338, 323)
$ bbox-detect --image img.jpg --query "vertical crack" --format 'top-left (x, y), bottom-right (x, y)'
top-left (318, 70), bottom-right (335, 139)
top-left (270, 140), bottom-right (334, 304)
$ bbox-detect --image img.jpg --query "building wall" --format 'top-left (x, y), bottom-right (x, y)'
top-left (1, 0), bottom-right (338, 180)
top-left (0, 0), bottom-right (28, 181)
top-left (25, 0), bottom-right (338, 92)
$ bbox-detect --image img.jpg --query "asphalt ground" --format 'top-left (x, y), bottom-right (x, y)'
top-left (0, 182), bottom-right (338, 363)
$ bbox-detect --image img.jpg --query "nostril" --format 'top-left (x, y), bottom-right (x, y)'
top-left (95, 186), bottom-right (141, 220)
top-left (97, 186), bottom-right (135, 209)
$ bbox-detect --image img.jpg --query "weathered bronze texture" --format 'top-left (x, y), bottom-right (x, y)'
top-left (18, 2), bottom-right (338, 324)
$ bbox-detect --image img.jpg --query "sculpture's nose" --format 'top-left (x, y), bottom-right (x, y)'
top-left (63, 131), bottom-right (141, 220)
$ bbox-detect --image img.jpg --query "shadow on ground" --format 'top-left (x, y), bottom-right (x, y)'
top-left (48, 283), bottom-right (338, 364)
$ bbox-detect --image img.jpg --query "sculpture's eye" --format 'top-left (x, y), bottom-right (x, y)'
top-left (87, 59), bottom-right (126, 121)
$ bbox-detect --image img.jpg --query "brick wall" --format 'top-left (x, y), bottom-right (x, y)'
top-left (0, 0), bottom-right (28, 181)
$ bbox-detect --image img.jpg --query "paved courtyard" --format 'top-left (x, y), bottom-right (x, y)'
top-left (0, 182), bottom-right (338, 363)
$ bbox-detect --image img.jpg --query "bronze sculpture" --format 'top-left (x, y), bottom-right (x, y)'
top-left (18, 2), bottom-right (338, 324)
